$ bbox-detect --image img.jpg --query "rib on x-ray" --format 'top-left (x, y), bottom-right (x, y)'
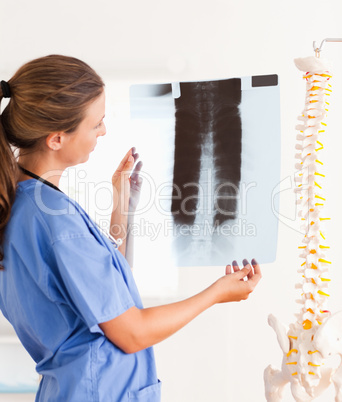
top-left (129, 75), bottom-right (280, 267)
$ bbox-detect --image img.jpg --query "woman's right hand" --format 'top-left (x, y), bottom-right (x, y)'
top-left (212, 259), bottom-right (261, 303)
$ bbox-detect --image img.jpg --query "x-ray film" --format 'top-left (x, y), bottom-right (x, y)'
top-left (128, 75), bottom-right (280, 267)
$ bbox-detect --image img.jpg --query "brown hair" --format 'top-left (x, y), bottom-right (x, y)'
top-left (0, 54), bottom-right (104, 266)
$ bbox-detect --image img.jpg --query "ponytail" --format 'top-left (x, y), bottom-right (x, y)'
top-left (0, 88), bottom-right (19, 267)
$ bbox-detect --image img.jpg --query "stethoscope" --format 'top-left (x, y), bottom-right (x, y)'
top-left (18, 165), bottom-right (123, 249)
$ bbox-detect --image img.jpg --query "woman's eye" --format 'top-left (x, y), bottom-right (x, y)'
top-left (95, 121), bottom-right (103, 129)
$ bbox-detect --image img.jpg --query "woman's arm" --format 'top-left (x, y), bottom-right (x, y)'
top-left (99, 260), bottom-right (261, 354)
top-left (110, 148), bottom-right (137, 257)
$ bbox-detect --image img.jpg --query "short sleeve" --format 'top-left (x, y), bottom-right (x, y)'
top-left (50, 234), bottom-right (135, 334)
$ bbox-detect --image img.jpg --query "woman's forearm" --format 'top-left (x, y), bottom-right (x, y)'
top-left (110, 209), bottom-right (128, 257)
top-left (99, 263), bottom-right (261, 354)
top-left (135, 285), bottom-right (217, 350)
top-left (100, 283), bottom-right (218, 354)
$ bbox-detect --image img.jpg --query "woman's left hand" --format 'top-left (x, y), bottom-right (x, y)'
top-left (129, 148), bottom-right (143, 213)
top-left (111, 147), bottom-right (142, 214)
top-left (110, 147), bottom-right (142, 256)
top-left (111, 148), bottom-right (134, 215)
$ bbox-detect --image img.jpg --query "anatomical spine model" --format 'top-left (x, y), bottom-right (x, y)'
top-left (264, 56), bottom-right (338, 401)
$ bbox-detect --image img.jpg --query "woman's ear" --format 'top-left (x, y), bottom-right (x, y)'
top-left (45, 132), bottom-right (63, 151)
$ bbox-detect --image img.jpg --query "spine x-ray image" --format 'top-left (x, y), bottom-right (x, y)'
top-left (129, 75), bottom-right (280, 267)
top-left (171, 79), bottom-right (242, 264)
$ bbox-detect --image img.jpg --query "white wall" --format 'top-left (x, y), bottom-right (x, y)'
top-left (1, 0), bottom-right (342, 401)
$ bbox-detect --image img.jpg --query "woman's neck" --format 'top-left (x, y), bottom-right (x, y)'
top-left (17, 152), bottom-right (65, 187)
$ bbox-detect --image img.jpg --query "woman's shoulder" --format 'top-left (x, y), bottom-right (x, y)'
top-left (16, 179), bottom-right (78, 212)
top-left (12, 180), bottom-right (92, 242)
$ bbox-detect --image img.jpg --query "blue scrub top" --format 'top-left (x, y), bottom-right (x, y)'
top-left (0, 179), bottom-right (161, 402)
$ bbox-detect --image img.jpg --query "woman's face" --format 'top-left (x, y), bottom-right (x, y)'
top-left (62, 90), bottom-right (106, 166)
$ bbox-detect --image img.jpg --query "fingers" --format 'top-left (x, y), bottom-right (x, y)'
top-left (225, 265), bottom-right (231, 275)
top-left (113, 148), bottom-right (140, 185)
top-left (228, 258), bottom-right (261, 283)
top-left (243, 259), bottom-right (253, 280)
top-left (238, 258), bottom-right (262, 287)
top-left (130, 160), bottom-right (143, 183)
top-left (231, 260), bottom-right (244, 281)
top-left (232, 260), bottom-right (239, 272)
top-left (250, 258), bottom-right (262, 286)
top-left (251, 258), bottom-right (261, 275)
top-left (131, 147), bottom-right (139, 164)
top-left (235, 266), bottom-right (251, 280)
top-left (130, 156), bottom-right (143, 191)
top-left (115, 148), bottom-right (135, 173)
top-left (232, 260), bottom-right (251, 280)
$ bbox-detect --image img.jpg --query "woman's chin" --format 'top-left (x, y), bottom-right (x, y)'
top-left (77, 154), bottom-right (91, 165)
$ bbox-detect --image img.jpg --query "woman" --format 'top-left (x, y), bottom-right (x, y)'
top-left (0, 55), bottom-right (261, 401)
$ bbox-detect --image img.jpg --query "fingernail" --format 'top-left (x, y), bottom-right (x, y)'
top-left (128, 155), bottom-right (134, 162)
top-left (242, 258), bottom-right (249, 266)
top-left (232, 260), bottom-right (238, 266)
top-left (251, 258), bottom-right (258, 266)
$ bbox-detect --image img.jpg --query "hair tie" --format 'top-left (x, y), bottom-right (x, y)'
top-left (1, 80), bottom-right (11, 98)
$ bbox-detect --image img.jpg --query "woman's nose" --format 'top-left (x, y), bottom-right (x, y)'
top-left (98, 123), bottom-right (107, 137)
